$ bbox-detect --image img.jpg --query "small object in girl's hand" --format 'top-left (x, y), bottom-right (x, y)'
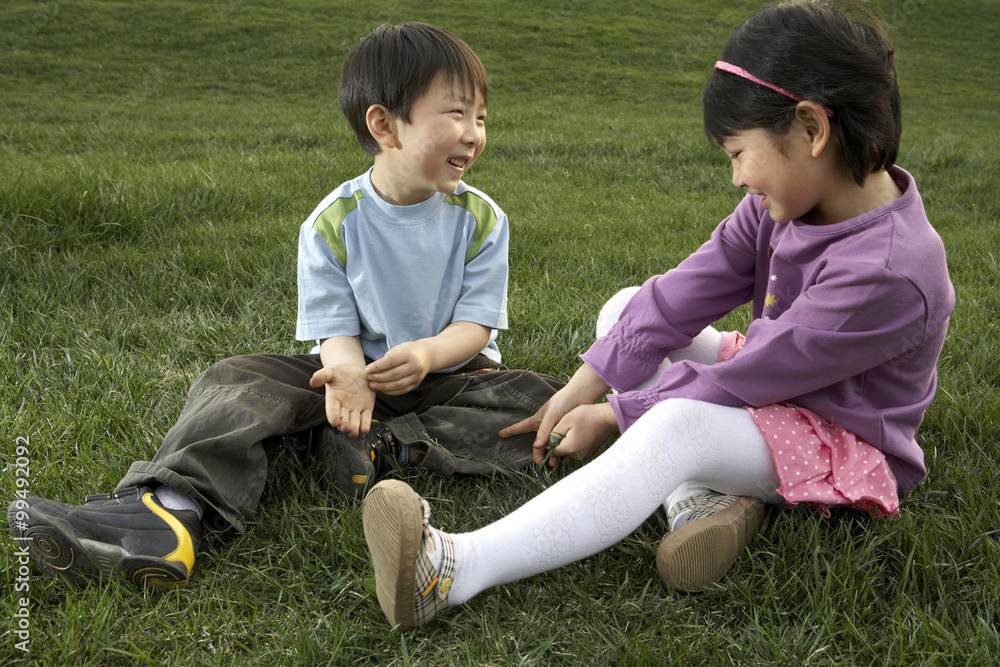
top-left (543, 431), bottom-right (564, 461)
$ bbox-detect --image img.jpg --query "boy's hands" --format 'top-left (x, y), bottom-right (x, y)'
top-left (315, 323), bottom-right (490, 426)
top-left (365, 341), bottom-right (432, 396)
top-left (366, 322), bottom-right (492, 396)
top-left (309, 363), bottom-right (375, 437)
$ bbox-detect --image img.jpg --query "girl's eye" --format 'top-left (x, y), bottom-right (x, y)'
top-left (729, 152), bottom-right (741, 161)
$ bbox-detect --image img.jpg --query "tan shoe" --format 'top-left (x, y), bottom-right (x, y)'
top-left (656, 494), bottom-right (764, 592)
top-left (362, 480), bottom-right (456, 630)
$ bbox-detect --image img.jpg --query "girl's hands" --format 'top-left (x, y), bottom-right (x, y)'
top-left (535, 403), bottom-right (620, 467)
top-left (499, 362), bottom-right (616, 466)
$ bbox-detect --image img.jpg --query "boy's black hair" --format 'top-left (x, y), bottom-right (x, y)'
top-left (702, 1), bottom-right (901, 186)
top-left (338, 22), bottom-right (488, 156)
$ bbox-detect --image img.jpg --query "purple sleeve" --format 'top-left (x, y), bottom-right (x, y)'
top-left (582, 198), bottom-right (762, 391)
top-left (605, 264), bottom-right (929, 432)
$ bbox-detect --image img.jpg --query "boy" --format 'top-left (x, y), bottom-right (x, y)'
top-left (8, 22), bottom-right (563, 590)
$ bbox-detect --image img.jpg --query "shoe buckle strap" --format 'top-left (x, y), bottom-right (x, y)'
top-left (84, 487), bottom-right (143, 505)
top-left (412, 503), bottom-right (457, 626)
top-left (373, 426), bottom-right (401, 461)
top-left (112, 487), bottom-right (143, 501)
top-left (417, 500), bottom-right (457, 593)
top-left (427, 529), bottom-right (457, 599)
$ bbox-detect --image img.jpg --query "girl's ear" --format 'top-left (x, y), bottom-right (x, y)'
top-left (366, 104), bottom-right (399, 150)
top-left (794, 101), bottom-right (831, 158)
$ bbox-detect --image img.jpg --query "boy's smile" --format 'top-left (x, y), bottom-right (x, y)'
top-left (370, 74), bottom-right (487, 206)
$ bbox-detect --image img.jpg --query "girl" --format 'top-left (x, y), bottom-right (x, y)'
top-left (361, 0), bottom-right (955, 630)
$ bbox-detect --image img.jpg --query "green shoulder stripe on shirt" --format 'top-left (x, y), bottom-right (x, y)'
top-left (313, 190), bottom-right (365, 266)
top-left (445, 191), bottom-right (499, 263)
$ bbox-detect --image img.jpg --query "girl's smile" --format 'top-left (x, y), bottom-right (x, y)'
top-left (722, 127), bottom-right (822, 224)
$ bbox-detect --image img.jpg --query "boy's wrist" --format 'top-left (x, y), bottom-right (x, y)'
top-left (319, 335), bottom-right (367, 370)
top-left (421, 322), bottom-right (491, 373)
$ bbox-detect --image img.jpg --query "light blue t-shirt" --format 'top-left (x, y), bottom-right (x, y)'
top-left (296, 168), bottom-right (509, 370)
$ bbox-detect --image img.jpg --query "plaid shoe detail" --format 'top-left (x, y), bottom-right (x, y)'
top-left (657, 494), bottom-right (764, 592)
top-left (363, 480), bottom-right (458, 630)
top-left (412, 497), bottom-right (457, 627)
top-left (667, 492), bottom-right (742, 531)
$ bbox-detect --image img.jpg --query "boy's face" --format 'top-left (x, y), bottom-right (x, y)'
top-left (372, 73), bottom-right (487, 206)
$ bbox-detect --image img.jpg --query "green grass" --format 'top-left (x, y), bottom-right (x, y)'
top-left (2, 0), bottom-right (998, 664)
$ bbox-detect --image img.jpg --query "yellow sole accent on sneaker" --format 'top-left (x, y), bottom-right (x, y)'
top-left (352, 474), bottom-right (369, 484)
top-left (42, 540), bottom-right (77, 571)
top-left (142, 492), bottom-right (195, 575)
top-left (50, 555), bottom-right (77, 571)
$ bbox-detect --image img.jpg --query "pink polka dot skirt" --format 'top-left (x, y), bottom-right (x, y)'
top-left (746, 403), bottom-right (900, 519)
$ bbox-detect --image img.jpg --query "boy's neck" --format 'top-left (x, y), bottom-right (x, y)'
top-left (370, 163), bottom-right (436, 207)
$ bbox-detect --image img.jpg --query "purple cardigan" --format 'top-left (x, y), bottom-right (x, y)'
top-left (582, 167), bottom-right (954, 491)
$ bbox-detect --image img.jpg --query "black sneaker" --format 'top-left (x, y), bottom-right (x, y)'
top-left (7, 486), bottom-right (201, 590)
top-left (310, 421), bottom-right (401, 498)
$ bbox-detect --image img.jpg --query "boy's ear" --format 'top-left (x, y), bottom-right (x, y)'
top-left (365, 104), bottom-right (399, 150)
top-left (794, 101), bottom-right (831, 158)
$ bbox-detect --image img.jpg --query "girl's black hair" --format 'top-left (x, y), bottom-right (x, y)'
top-left (338, 22), bottom-right (488, 156)
top-left (703, 1), bottom-right (901, 185)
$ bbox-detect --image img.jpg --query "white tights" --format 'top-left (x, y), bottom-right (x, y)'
top-left (444, 288), bottom-right (782, 605)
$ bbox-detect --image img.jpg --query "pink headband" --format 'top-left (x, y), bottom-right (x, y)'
top-left (714, 61), bottom-right (834, 117)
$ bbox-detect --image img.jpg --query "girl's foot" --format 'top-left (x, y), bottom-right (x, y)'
top-left (656, 494), bottom-right (764, 592)
top-left (362, 480), bottom-right (457, 629)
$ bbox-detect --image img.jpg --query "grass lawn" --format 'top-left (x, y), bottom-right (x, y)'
top-left (2, 0), bottom-right (998, 664)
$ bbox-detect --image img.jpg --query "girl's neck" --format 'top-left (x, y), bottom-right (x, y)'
top-left (807, 169), bottom-right (903, 226)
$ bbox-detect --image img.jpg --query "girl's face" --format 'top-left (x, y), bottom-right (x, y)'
top-left (721, 128), bottom-right (825, 224)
